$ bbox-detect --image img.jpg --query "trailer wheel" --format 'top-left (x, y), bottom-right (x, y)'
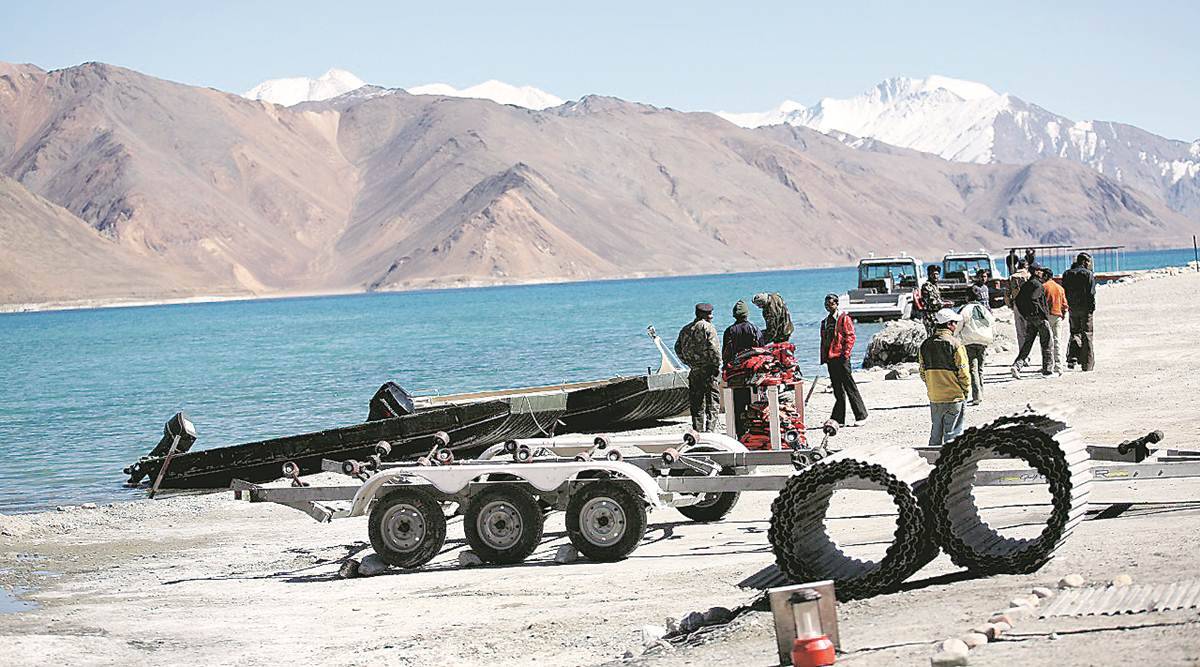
top-left (671, 447), bottom-right (740, 523)
top-left (565, 481), bottom-right (647, 562)
top-left (464, 485), bottom-right (544, 564)
top-left (368, 488), bottom-right (447, 569)
top-left (677, 488), bottom-right (740, 522)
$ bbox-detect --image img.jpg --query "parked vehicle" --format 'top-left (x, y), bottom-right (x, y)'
top-left (939, 251), bottom-right (1006, 308)
top-left (842, 255), bottom-right (924, 321)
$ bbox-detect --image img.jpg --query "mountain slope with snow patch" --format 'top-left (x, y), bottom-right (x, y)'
top-left (244, 69), bottom-right (366, 106)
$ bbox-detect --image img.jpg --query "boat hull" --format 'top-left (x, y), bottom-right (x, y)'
top-left (125, 395), bottom-right (566, 489)
top-left (558, 371), bottom-right (689, 433)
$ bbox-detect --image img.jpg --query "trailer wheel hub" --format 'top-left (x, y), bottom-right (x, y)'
top-left (477, 500), bottom-right (523, 549)
top-left (579, 497), bottom-right (626, 546)
top-left (380, 502), bottom-right (426, 552)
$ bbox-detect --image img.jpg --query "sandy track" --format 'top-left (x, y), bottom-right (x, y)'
top-left (2, 267), bottom-right (1199, 666)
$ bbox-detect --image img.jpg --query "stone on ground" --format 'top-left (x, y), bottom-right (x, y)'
top-left (458, 551), bottom-right (483, 567)
top-left (960, 632), bottom-right (987, 649)
top-left (939, 638), bottom-right (969, 657)
top-left (338, 559), bottom-right (360, 579)
top-left (930, 650), bottom-right (970, 666)
top-left (358, 553), bottom-right (389, 576)
top-left (1110, 574), bottom-right (1133, 587)
top-left (864, 319), bottom-right (925, 369)
top-left (1031, 586), bottom-right (1055, 599)
top-left (554, 545), bottom-right (579, 564)
top-left (641, 625), bottom-right (667, 646)
top-left (1058, 574), bottom-right (1085, 588)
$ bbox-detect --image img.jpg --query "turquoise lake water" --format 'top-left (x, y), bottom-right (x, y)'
top-left (0, 248), bottom-right (1195, 513)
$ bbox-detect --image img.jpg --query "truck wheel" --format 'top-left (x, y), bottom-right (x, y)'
top-left (368, 488), bottom-right (447, 569)
top-left (565, 481), bottom-right (647, 562)
top-left (464, 485), bottom-right (544, 564)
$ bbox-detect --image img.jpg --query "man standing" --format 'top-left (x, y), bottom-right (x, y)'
top-left (722, 300), bottom-right (764, 363)
top-left (919, 265), bottom-right (944, 336)
top-left (675, 303), bottom-right (722, 432)
top-left (1010, 269), bottom-right (1053, 378)
top-left (820, 294), bottom-right (868, 426)
top-left (1062, 252), bottom-right (1097, 371)
top-left (971, 269), bottom-right (991, 308)
top-left (752, 292), bottom-right (794, 343)
top-left (1005, 260), bottom-right (1031, 353)
top-left (1041, 267), bottom-right (1068, 375)
top-left (958, 290), bottom-right (994, 405)
top-left (919, 309), bottom-right (972, 446)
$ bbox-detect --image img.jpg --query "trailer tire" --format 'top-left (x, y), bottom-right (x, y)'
top-left (464, 485), bottom-right (544, 564)
top-left (677, 489), bottom-right (740, 522)
top-left (368, 488), bottom-right (447, 569)
top-left (565, 481), bottom-right (647, 562)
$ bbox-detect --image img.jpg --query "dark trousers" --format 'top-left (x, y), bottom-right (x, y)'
top-left (965, 344), bottom-right (986, 401)
top-left (687, 368), bottom-right (721, 432)
top-left (1067, 311), bottom-right (1095, 371)
top-left (826, 356), bottom-right (867, 424)
top-left (1013, 317), bottom-right (1051, 372)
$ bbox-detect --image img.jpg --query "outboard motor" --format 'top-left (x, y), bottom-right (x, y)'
top-left (367, 382), bottom-right (416, 421)
top-left (147, 412), bottom-right (198, 458)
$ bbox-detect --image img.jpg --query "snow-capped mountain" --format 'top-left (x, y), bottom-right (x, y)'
top-left (244, 70), bottom-right (563, 111)
top-left (406, 80), bottom-right (564, 110)
top-left (243, 68), bottom-right (366, 106)
top-left (719, 76), bottom-right (1200, 216)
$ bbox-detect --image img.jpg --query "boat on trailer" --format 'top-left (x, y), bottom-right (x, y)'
top-left (124, 327), bottom-right (689, 490)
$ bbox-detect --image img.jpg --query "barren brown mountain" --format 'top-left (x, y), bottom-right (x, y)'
top-left (0, 61), bottom-right (1194, 306)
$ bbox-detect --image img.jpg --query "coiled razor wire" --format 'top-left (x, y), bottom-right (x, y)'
top-left (767, 406), bottom-right (1091, 599)
top-left (768, 444), bottom-right (936, 600)
top-left (924, 405), bottom-right (1091, 574)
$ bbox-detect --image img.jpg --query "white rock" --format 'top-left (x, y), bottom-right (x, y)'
top-left (1110, 574), bottom-right (1132, 587)
top-left (940, 638), bottom-right (969, 657)
top-left (554, 545), bottom-right (579, 564)
top-left (458, 551), bottom-right (483, 567)
top-left (80, 503), bottom-right (98, 510)
top-left (992, 621), bottom-right (1012, 635)
top-left (960, 632), bottom-right (987, 649)
top-left (1006, 606), bottom-right (1036, 621)
top-left (930, 651), bottom-right (969, 666)
top-left (357, 553), bottom-right (389, 576)
top-left (337, 559), bottom-right (360, 579)
top-left (1031, 586), bottom-right (1055, 599)
top-left (641, 625), bottom-right (667, 646)
top-left (1058, 574), bottom-right (1085, 588)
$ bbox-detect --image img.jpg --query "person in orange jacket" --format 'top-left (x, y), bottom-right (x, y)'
top-left (1040, 267), bottom-right (1068, 375)
top-left (820, 293), bottom-right (867, 426)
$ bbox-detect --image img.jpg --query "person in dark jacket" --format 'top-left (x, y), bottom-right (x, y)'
top-left (1010, 271), bottom-right (1053, 378)
top-left (722, 300), bottom-right (764, 362)
top-left (820, 294), bottom-right (867, 426)
top-left (1062, 252), bottom-right (1097, 371)
top-left (722, 300), bottom-right (764, 436)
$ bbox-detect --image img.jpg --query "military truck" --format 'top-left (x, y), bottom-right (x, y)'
top-left (842, 255), bottom-right (924, 321)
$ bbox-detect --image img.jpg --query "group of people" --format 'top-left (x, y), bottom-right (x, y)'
top-left (916, 251), bottom-right (1098, 446)
top-left (674, 291), bottom-right (867, 434)
top-left (674, 250), bottom-right (1099, 448)
top-left (673, 293), bottom-right (795, 432)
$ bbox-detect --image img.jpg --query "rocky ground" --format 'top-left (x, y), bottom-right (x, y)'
top-left (2, 266), bottom-right (1199, 666)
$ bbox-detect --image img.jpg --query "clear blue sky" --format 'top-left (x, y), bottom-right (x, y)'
top-left (2, 0), bottom-right (1197, 140)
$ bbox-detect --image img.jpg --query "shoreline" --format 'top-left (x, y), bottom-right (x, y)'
top-left (3, 267), bottom-right (1200, 665)
top-left (4, 247), bottom-right (1196, 315)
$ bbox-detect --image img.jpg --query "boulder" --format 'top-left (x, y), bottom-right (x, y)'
top-left (338, 559), bottom-right (360, 579)
top-left (1031, 586), bottom-right (1055, 599)
top-left (679, 611), bottom-right (706, 633)
top-left (884, 369), bottom-right (905, 380)
top-left (939, 638), bottom-right (969, 657)
top-left (863, 319), bottom-right (926, 369)
top-left (930, 651), bottom-right (969, 666)
top-left (1058, 574), bottom-right (1085, 589)
top-left (1110, 574), bottom-right (1133, 587)
top-left (358, 553), bottom-right (389, 576)
top-left (458, 551), bottom-right (484, 567)
top-left (554, 545), bottom-right (579, 564)
top-left (960, 633), bottom-right (987, 649)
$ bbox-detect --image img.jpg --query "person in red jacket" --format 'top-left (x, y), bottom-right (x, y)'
top-left (820, 293), bottom-right (868, 426)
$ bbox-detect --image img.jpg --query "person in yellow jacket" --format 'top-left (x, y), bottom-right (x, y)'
top-left (918, 308), bottom-right (972, 446)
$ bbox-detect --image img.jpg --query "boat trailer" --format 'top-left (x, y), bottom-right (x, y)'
top-left (231, 425), bottom-right (1200, 572)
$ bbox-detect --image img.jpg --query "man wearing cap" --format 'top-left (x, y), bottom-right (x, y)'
top-left (820, 293), bottom-right (868, 426)
top-left (919, 265), bottom-right (945, 336)
top-left (1062, 252), bottom-right (1097, 371)
top-left (675, 303), bottom-right (722, 432)
top-left (752, 292), bottom-right (794, 343)
top-left (919, 308), bottom-right (972, 445)
top-left (723, 300), bottom-right (765, 362)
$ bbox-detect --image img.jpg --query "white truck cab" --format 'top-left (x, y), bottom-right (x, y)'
top-left (843, 255), bottom-right (925, 321)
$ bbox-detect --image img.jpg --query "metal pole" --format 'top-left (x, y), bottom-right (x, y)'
top-left (1193, 235), bottom-right (1198, 272)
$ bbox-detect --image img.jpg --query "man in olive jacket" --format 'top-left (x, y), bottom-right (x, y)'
top-left (675, 303), bottom-right (722, 432)
top-left (919, 308), bottom-right (972, 446)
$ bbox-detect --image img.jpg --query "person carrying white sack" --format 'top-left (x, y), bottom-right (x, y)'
top-left (958, 289), bottom-right (994, 406)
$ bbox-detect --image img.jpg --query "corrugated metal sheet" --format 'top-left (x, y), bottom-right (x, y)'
top-left (1039, 580), bottom-right (1200, 618)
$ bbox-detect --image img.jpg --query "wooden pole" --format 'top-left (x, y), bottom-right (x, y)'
top-left (1193, 235), bottom-right (1198, 272)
